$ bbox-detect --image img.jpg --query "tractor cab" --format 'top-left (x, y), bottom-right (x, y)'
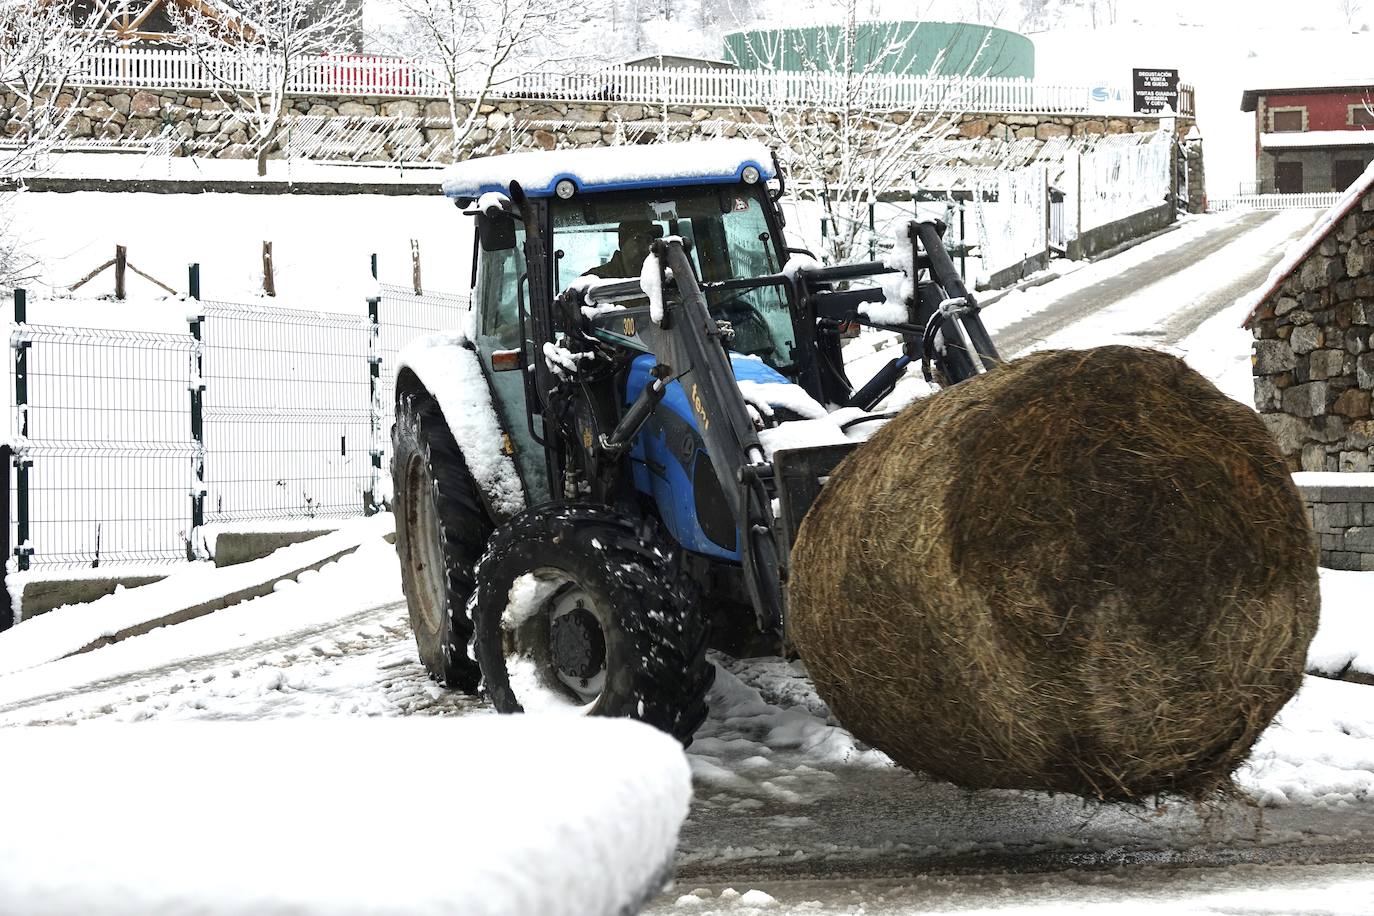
top-left (449, 143), bottom-right (813, 508)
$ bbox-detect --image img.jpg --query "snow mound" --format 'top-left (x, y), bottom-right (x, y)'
top-left (1307, 569), bottom-right (1374, 681)
top-left (0, 717), bottom-right (691, 916)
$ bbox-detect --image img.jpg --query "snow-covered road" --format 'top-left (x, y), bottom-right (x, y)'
top-left (988, 209), bottom-right (1321, 356)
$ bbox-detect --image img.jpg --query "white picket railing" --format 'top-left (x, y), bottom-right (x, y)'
top-left (1208, 192), bottom-right (1344, 213)
top-left (72, 46), bottom-right (1195, 116)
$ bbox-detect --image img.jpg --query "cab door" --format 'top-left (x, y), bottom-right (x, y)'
top-left (472, 219), bottom-right (552, 505)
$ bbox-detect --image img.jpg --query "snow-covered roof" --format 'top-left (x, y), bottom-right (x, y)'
top-left (441, 140), bottom-right (776, 201)
top-left (1260, 130), bottom-right (1374, 149)
top-left (1241, 79), bottom-right (1374, 111)
top-left (1240, 158), bottom-right (1374, 328)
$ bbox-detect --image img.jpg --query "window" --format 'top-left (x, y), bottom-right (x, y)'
top-left (476, 227), bottom-right (527, 352)
top-left (1272, 108), bottom-right (1305, 132)
top-left (1351, 104), bottom-right (1374, 127)
top-left (551, 188), bottom-right (798, 370)
top-left (1334, 159), bottom-right (1366, 191)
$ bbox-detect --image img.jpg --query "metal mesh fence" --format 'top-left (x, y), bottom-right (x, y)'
top-left (9, 282), bottom-right (469, 573)
top-left (376, 282), bottom-right (470, 409)
top-left (199, 300), bottom-right (374, 524)
top-left (13, 323), bottom-right (197, 569)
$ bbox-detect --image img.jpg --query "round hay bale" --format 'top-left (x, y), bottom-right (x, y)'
top-left (788, 345), bottom-right (1319, 801)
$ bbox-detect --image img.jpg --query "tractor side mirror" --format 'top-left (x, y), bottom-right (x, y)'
top-left (477, 212), bottom-right (517, 252)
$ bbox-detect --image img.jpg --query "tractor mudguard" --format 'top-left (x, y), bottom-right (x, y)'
top-left (395, 333), bottom-right (527, 523)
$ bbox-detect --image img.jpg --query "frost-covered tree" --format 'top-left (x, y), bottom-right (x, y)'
top-left (732, 0), bottom-right (996, 262)
top-left (0, 0), bottom-right (114, 285)
top-left (1337, 0), bottom-right (1364, 27)
top-left (0, 0), bottom-right (115, 179)
top-left (381, 0), bottom-right (593, 158)
top-left (168, 0), bottom-right (359, 176)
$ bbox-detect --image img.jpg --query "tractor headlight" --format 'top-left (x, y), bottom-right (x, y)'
top-left (741, 165), bottom-right (761, 184)
top-left (555, 179), bottom-right (577, 200)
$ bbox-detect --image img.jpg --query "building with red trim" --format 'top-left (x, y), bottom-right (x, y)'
top-left (1241, 79), bottom-right (1374, 193)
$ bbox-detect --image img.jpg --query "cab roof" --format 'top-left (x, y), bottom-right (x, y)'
top-left (440, 139), bottom-right (776, 201)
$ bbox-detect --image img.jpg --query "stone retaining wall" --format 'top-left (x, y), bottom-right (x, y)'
top-left (1297, 472), bottom-right (1374, 570)
top-left (1250, 192), bottom-right (1374, 472)
top-left (5, 87), bottom-right (1193, 164)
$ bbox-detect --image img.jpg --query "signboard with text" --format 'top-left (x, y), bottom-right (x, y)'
top-left (1133, 68), bottom-right (1180, 114)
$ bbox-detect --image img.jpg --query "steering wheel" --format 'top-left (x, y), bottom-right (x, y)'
top-left (713, 295), bottom-right (774, 359)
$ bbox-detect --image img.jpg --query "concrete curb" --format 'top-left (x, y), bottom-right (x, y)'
top-left (979, 270), bottom-right (1063, 309)
top-left (1085, 219), bottom-right (1183, 264)
top-left (70, 544), bottom-right (361, 657)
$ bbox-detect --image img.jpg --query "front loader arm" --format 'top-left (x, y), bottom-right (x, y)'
top-left (635, 239), bottom-right (786, 635)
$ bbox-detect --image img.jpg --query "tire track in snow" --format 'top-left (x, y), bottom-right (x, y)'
top-left (994, 210), bottom-right (1281, 355)
top-left (0, 600), bottom-right (476, 723)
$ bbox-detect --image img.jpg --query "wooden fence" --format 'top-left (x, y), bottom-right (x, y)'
top-left (74, 46), bottom-right (1196, 116)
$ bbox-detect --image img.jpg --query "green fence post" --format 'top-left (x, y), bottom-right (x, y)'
top-left (12, 289), bottom-right (31, 572)
top-left (365, 270), bottom-right (382, 516)
top-left (868, 202), bottom-right (876, 262)
top-left (187, 264), bottom-right (207, 560)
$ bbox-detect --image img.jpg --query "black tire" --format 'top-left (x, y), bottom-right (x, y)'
top-left (392, 386), bottom-right (494, 693)
top-left (471, 505), bottom-right (714, 744)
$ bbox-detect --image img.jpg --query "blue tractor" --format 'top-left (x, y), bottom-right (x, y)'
top-left (391, 140), bottom-right (1001, 741)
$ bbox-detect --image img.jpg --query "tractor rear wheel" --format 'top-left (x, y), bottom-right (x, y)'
top-left (392, 387), bottom-right (494, 693)
top-left (471, 506), bottom-right (714, 744)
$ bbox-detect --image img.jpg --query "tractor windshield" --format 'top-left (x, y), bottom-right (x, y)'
top-left (551, 186), bottom-right (797, 370)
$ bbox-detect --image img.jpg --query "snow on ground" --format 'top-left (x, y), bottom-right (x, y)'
top-left (0, 521), bottom-right (406, 721)
top-left (6, 181), bottom-right (472, 312)
top-left (0, 515), bottom-right (392, 671)
top-left (650, 862), bottom-right (1374, 915)
top-left (1013, 209), bottom-right (1316, 357)
top-left (0, 716), bottom-right (690, 916)
top-left (1307, 569), bottom-right (1374, 682)
top-left (975, 214), bottom-right (1234, 339)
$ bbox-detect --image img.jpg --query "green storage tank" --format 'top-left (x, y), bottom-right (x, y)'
top-left (722, 22), bottom-right (1034, 79)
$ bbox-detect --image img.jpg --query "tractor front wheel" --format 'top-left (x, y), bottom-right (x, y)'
top-left (470, 506), bottom-right (713, 744)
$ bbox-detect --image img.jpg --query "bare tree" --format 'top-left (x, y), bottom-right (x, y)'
top-left (1338, 0), bottom-right (1364, 26)
top-left (0, 0), bottom-right (115, 181)
top-left (732, 3), bottom-right (994, 263)
top-left (0, 0), bottom-right (115, 286)
top-left (169, 0), bottom-right (358, 176)
top-left (382, 0), bottom-right (591, 161)
top-left (962, 0), bottom-right (1015, 25)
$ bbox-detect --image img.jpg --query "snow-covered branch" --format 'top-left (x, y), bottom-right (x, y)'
top-left (167, 0), bottom-right (359, 176)
top-left (380, 0), bottom-right (594, 160)
top-left (730, 1), bottom-right (995, 263)
top-left (0, 0), bottom-right (116, 181)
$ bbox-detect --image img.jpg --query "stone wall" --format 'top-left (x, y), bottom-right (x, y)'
top-left (1297, 473), bottom-right (1374, 570)
top-left (4, 86), bottom-right (1194, 165)
top-left (1250, 190), bottom-right (1374, 472)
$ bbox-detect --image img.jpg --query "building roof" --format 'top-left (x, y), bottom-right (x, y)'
top-left (1241, 79), bottom-right (1374, 112)
top-left (618, 54), bottom-right (738, 70)
top-left (441, 140), bottom-right (777, 201)
top-left (1240, 159), bottom-right (1374, 328)
top-left (1260, 130), bottom-right (1374, 149)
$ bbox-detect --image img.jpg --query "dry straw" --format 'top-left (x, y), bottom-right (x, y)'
top-left (789, 346), bottom-right (1319, 800)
